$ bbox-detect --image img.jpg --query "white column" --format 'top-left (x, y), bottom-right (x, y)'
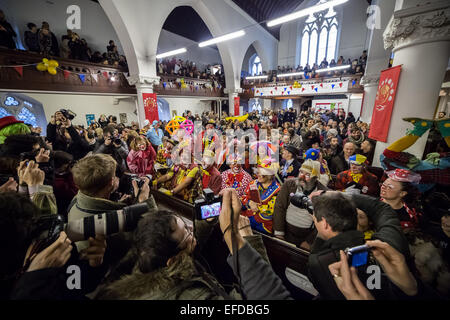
top-left (360, 75), bottom-right (380, 123)
top-left (225, 88), bottom-right (243, 116)
top-left (127, 74), bottom-right (160, 127)
top-left (372, 1), bottom-right (450, 167)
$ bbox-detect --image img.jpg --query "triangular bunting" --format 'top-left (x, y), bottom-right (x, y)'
top-left (339, 82), bottom-right (343, 88)
top-left (63, 70), bottom-right (70, 79)
top-left (14, 66), bottom-right (23, 77)
top-left (302, 88), bottom-right (305, 92)
top-left (314, 88), bottom-right (318, 92)
top-left (79, 74), bottom-right (86, 83)
top-left (102, 71), bottom-right (109, 79)
top-left (91, 73), bottom-right (98, 82)
top-left (332, 84), bottom-right (335, 89)
top-left (320, 83), bottom-right (323, 88)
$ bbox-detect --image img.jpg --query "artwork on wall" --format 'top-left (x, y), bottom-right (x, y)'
top-left (119, 113), bottom-right (128, 124)
top-left (86, 114), bottom-right (95, 126)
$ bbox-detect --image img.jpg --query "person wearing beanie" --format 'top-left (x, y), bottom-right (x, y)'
top-left (335, 154), bottom-right (379, 196)
top-left (304, 148), bottom-right (331, 186)
top-left (279, 145), bottom-right (301, 182)
top-left (241, 158), bottom-right (281, 235)
top-left (273, 159), bottom-right (328, 248)
top-left (0, 116), bottom-right (31, 145)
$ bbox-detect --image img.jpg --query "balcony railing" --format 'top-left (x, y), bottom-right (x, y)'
top-left (154, 75), bottom-right (225, 97)
top-left (0, 48), bottom-right (135, 94)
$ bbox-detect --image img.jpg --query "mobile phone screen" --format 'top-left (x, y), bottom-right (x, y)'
top-left (350, 251), bottom-right (369, 267)
top-left (201, 202), bottom-right (221, 219)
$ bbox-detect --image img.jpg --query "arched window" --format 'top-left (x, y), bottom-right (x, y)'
top-left (250, 55), bottom-right (262, 76)
top-left (300, 4), bottom-right (339, 66)
top-left (251, 100), bottom-right (262, 114)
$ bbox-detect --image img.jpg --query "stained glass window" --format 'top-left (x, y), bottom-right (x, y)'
top-left (17, 107), bottom-right (37, 127)
top-left (0, 107), bottom-right (12, 118)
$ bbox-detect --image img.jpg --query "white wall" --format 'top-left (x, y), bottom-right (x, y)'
top-left (348, 94), bottom-right (363, 120)
top-left (312, 98), bottom-right (349, 113)
top-left (2, 0), bottom-right (124, 55)
top-left (278, 0), bottom-right (369, 67)
top-left (23, 93), bottom-right (138, 126)
top-left (160, 96), bottom-right (212, 117)
top-left (158, 29), bottom-right (222, 70)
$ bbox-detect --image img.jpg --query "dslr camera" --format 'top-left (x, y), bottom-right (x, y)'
top-left (31, 202), bottom-right (150, 253)
top-left (194, 188), bottom-right (222, 220)
top-left (59, 108), bottom-right (76, 121)
top-left (290, 191), bottom-right (314, 214)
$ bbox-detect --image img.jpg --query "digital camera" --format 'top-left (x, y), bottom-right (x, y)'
top-left (345, 244), bottom-right (371, 267)
top-left (290, 191), bottom-right (314, 214)
top-left (59, 108), bottom-right (76, 120)
top-left (194, 188), bottom-right (222, 220)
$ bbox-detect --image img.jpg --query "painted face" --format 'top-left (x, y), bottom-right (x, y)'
top-left (299, 169), bottom-right (312, 183)
top-left (138, 143), bottom-right (146, 151)
top-left (350, 163), bottom-right (363, 174)
top-left (230, 163), bottom-right (241, 174)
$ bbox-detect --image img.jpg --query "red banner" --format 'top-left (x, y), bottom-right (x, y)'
top-left (368, 65), bottom-right (402, 142)
top-left (234, 97), bottom-right (240, 116)
top-left (143, 93), bottom-right (159, 122)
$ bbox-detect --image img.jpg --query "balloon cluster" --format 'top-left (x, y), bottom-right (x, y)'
top-left (165, 116), bottom-right (186, 135)
top-left (36, 58), bottom-right (59, 75)
top-left (293, 81), bottom-right (302, 89)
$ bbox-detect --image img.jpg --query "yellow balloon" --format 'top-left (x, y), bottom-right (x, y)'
top-left (36, 63), bottom-right (47, 71)
top-left (47, 67), bottom-right (57, 75)
top-left (48, 60), bottom-right (59, 68)
top-left (42, 58), bottom-right (48, 63)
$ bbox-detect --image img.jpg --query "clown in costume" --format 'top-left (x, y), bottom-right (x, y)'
top-left (303, 148), bottom-right (331, 186)
top-left (381, 117), bottom-right (450, 192)
top-left (335, 154), bottom-right (379, 196)
top-left (241, 158), bottom-right (281, 235)
top-left (0, 116), bottom-right (31, 144)
top-left (200, 149), bottom-right (222, 195)
top-left (220, 154), bottom-right (253, 199)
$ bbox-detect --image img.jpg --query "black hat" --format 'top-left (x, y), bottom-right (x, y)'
top-left (166, 138), bottom-right (178, 146)
top-left (284, 145), bottom-right (299, 158)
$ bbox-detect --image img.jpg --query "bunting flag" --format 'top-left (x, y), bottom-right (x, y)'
top-left (311, 85), bottom-right (315, 90)
top-left (13, 66), bottom-right (23, 77)
top-left (352, 80), bottom-right (356, 86)
top-left (314, 88), bottom-right (318, 92)
top-left (320, 83), bottom-right (323, 88)
top-left (332, 84), bottom-right (336, 89)
top-left (284, 87), bottom-right (287, 91)
top-left (79, 74), bottom-right (86, 83)
top-left (369, 65), bottom-right (402, 142)
top-left (256, 90), bottom-right (259, 93)
top-left (260, 93), bottom-right (263, 96)
top-left (102, 71), bottom-right (109, 79)
top-left (143, 93), bottom-right (159, 122)
top-left (281, 91), bottom-right (285, 95)
top-left (63, 70), bottom-right (71, 79)
top-left (275, 87), bottom-right (278, 91)
top-left (91, 73), bottom-right (98, 82)
top-left (270, 91), bottom-right (273, 94)
top-left (302, 88), bottom-right (305, 92)
top-left (339, 82), bottom-right (343, 88)
top-left (287, 91), bottom-right (290, 95)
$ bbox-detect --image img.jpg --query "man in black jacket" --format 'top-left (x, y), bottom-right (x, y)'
top-left (307, 191), bottom-right (410, 300)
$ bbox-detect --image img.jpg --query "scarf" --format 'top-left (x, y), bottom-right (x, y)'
top-left (350, 172), bottom-right (363, 183)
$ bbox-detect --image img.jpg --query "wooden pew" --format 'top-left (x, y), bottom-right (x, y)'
top-left (151, 190), bottom-right (317, 300)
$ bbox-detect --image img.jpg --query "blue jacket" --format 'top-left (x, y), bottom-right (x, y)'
top-left (146, 127), bottom-right (163, 146)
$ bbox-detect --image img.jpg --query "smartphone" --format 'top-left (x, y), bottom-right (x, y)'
top-left (249, 183), bottom-right (261, 204)
top-left (345, 244), bottom-right (371, 267)
top-left (199, 201), bottom-right (221, 220)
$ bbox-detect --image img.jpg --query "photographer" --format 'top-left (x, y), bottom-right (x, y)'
top-left (307, 191), bottom-right (411, 299)
top-left (46, 110), bottom-right (91, 160)
top-left (69, 154), bottom-right (156, 267)
top-left (95, 189), bottom-right (291, 300)
top-left (94, 125), bottom-right (129, 175)
top-left (273, 159), bottom-right (327, 248)
top-left (0, 190), bottom-right (108, 300)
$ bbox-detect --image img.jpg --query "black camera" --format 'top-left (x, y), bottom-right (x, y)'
top-left (130, 174), bottom-right (152, 189)
top-left (113, 138), bottom-right (122, 146)
top-left (345, 244), bottom-right (372, 268)
top-left (194, 188), bottom-right (222, 220)
top-left (59, 108), bottom-right (76, 120)
top-left (290, 191), bottom-right (314, 214)
top-left (32, 202), bottom-right (150, 247)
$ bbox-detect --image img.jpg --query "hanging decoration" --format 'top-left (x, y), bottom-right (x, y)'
top-left (36, 58), bottom-right (59, 75)
top-left (180, 78), bottom-right (187, 89)
top-left (332, 84), bottom-right (336, 89)
top-left (102, 71), bottom-right (109, 79)
top-left (79, 74), bottom-right (86, 83)
top-left (179, 119), bottom-right (194, 135)
top-left (63, 70), bottom-right (70, 80)
top-left (91, 73), bottom-right (98, 82)
top-left (352, 79), bottom-right (356, 86)
top-left (13, 66), bottom-right (23, 77)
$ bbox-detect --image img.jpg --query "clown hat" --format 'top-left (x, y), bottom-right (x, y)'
top-left (349, 154), bottom-right (367, 165)
top-left (304, 148), bottom-right (320, 161)
top-left (387, 169), bottom-right (421, 184)
top-left (257, 158), bottom-right (279, 176)
top-left (0, 116), bottom-right (24, 131)
top-left (300, 159), bottom-right (321, 177)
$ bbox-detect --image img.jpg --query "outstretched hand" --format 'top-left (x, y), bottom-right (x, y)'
top-left (219, 188), bottom-right (245, 254)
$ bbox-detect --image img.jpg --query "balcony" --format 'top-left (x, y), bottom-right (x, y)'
top-left (154, 75), bottom-right (225, 98)
top-left (239, 73), bottom-right (364, 99)
top-left (0, 48), bottom-right (136, 94)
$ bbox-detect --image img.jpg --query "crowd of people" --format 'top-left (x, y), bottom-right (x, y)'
top-left (0, 10), bottom-right (128, 69)
top-left (242, 51), bottom-right (367, 85)
top-left (0, 103), bottom-right (449, 301)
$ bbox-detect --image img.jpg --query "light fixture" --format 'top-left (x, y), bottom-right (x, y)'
top-left (277, 72), bottom-right (304, 78)
top-left (199, 30), bottom-right (245, 48)
top-left (155, 47), bottom-right (187, 59)
top-left (267, 0), bottom-right (348, 27)
top-left (315, 65), bottom-right (351, 73)
top-left (246, 75), bottom-right (268, 80)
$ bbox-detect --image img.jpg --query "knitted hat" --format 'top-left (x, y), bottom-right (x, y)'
top-left (349, 154), bottom-right (367, 165)
top-left (328, 128), bottom-right (338, 137)
top-left (387, 169), bottom-right (421, 184)
top-left (304, 148), bottom-right (320, 161)
top-left (0, 116), bottom-right (23, 131)
top-left (300, 159), bottom-right (321, 177)
top-left (257, 158), bottom-right (279, 176)
top-left (152, 120), bottom-right (159, 126)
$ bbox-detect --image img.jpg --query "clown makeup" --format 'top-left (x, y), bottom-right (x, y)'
top-left (138, 143), bottom-right (147, 151)
top-left (350, 163), bottom-right (363, 174)
top-left (202, 156), bottom-right (214, 169)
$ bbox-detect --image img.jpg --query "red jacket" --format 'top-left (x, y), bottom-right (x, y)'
top-left (126, 145), bottom-right (156, 177)
top-left (335, 169), bottom-right (379, 196)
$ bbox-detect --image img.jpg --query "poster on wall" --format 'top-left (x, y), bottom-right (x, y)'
top-left (119, 113), bottom-right (127, 124)
top-left (86, 114), bottom-right (95, 126)
top-left (313, 102), bottom-right (345, 114)
top-left (369, 65), bottom-right (402, 142)
top-left (234, 97), bottom-right (240, 116)
top-left (143, 93), bottom-right (159, 122)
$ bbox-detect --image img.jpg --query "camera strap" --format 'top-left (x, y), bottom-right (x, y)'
top-left (230, 206), bottom-right (246, 300)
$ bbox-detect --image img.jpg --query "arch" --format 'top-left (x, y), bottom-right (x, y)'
top-left (240, 40), bottom-right (271, 79)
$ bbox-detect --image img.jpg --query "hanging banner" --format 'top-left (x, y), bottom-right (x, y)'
top-left (143, 93), bottom-right (159, 122)
top-left (369, 65), bottom-right (402, 142)
top-left (234, 96), bottom-right (240, 116)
